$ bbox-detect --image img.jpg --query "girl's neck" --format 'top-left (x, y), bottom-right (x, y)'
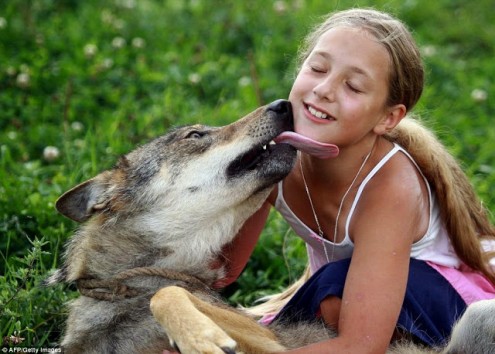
top-left (301, 136), bottom-right (382, 191)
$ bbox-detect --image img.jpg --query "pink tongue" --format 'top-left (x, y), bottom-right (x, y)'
top-left (274, 131), bottom-right (339, 159)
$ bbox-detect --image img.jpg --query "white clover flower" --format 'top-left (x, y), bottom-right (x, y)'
top-left (188, 73), bottom-right (201, 84)
top-left (5, 332), bottom-right (24, 346)
top-left (84, 43), bottom-right (98, 58)
top-left (471, 89), bottom-right (488, 102)
top-left (132, 37), bottom-right (145, 49)
top-left (16, 73), bottom-right (30, 88)
top-left (43, 146), bottom-right (60, 162)
top-left (7, 131), bottom-right (17, 140)
top-left (0, 17), bottom-right (7, 29)
top-left (113, 19), bottom-right (125, 30)
top-left (24, 161), bottom-right (36, 170)
top-left (35, 33), bottom-right (44, 45)
top-left (119, 0), bottom-right (136, 9)
top-left (273, 1), bottom-right (287, 13)
top-left (112, 36), bottom-right (126, 49)
top-left (421, 45), bottom-right (437, 57)
top-left (101, 10), bottom-right (114, 24)
top-left (6, 66), bottom-right (16, 76)
top-left (102, 58), bottom-right (114, 69)
top-left (293, 0), bottom-right (303, 10)
top-left (71, 121), bottom-right (84, 132)
top-left (238, 76), bottom-right (251, 87)
top-left (74, 139), bottom-right (85, 148)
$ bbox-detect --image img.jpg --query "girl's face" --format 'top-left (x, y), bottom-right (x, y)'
top-left (289, 26), bottom-right (398, 148)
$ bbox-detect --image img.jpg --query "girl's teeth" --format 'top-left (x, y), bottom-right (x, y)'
top-left (308, 106), bottom-right (328, 119)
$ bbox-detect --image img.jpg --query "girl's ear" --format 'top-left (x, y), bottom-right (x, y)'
top-left (374, 104), bottom-right (407, 135)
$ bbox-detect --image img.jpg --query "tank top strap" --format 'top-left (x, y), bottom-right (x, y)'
top-left (344, 143), bottom-right (432, 237)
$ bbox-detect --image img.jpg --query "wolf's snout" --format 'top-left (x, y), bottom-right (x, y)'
top-left (266, 99), bottom-right (292, 115)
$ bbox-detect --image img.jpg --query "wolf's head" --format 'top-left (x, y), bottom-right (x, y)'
top-left (48, 100), bottom-right (298, 284)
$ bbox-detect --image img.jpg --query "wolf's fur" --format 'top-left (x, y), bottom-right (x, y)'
top-left (48, 102), bottom-right (495, 354)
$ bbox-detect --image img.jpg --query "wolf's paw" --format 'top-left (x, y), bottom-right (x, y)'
top-left (169, 325), bottom-right (238, 354)
top-left (151, 286), bottom-right (241, 354)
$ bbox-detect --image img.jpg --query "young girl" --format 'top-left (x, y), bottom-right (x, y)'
top-left (215, 8), bottom-right (495, 353)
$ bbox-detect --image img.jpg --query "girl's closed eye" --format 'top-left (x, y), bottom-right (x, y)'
top-left (310, 65), bottom-right (327, 74)
top-left (345, 81), bottom-right (363, 93)
top-left (306, 57), bottom-right (328, 74)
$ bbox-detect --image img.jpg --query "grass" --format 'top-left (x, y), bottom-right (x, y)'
top-left (1, 0), bottom-right (494, 348)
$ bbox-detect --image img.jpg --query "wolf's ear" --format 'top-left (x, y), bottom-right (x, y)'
top-left (56, 171), bottom-right (112, 223)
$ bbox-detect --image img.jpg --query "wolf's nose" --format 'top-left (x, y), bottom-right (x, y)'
top-left (267, 99), bottom-right (292, 114)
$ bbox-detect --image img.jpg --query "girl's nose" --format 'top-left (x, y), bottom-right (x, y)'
top-left (313, 77), bottom-right (336, 102)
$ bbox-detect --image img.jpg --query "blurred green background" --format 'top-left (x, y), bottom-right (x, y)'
top-left (1, 0), bottom-right (494, 348)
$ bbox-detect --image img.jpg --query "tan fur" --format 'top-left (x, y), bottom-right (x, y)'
top-left (49, 103), bottom-right (495, 353)
top-left (151, 286), bottom-right (285, 354)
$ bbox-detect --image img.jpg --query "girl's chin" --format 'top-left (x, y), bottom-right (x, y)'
top-left (294, 124), bottom-right (328, 143)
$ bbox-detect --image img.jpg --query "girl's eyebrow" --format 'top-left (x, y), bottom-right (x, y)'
top-left (311, 50), bottom-right (371, 79)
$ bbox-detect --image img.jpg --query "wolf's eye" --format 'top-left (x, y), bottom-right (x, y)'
top-left (185, 131), bottom-right (204, 139)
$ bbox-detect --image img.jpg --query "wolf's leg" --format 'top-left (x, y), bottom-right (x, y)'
top-left (442, 299), bottom-right (495, 354)
top-left (151, 286), bottom-right (285, 354)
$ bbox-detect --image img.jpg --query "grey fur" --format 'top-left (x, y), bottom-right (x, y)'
top-left (48, 101), bottom-right (298, 353)
top-left (48, 100), bottom-right (495, 353)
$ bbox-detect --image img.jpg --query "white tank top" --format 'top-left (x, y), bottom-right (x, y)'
top-left (275, 143), bottom-right (461, 274)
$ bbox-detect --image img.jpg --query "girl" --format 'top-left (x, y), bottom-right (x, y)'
top-left (216, 8), bottom-right (495, 353)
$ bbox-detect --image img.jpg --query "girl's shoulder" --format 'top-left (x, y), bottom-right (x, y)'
top-left (352, 142), bottom-right (430, 242)
top-left (367, 142), bottom-right (427, 195)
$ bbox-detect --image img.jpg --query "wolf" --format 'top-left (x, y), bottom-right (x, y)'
top-left (47, 99), bottom-right (494, 354)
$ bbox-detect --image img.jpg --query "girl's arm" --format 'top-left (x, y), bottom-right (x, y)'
top-left (212, 200), bottom-right (272, 288)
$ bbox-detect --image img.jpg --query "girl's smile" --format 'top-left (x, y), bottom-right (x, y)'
top-left (305, 103), bottom-right (335, 123)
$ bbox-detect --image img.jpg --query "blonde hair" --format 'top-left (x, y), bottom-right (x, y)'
top-left (248, 9), bottom-right (495, 318)
top-left (388, 118), bottom-right (495, 283)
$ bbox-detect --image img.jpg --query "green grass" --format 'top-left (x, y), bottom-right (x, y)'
top-left (1, 0), bottom-right (494, 348)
